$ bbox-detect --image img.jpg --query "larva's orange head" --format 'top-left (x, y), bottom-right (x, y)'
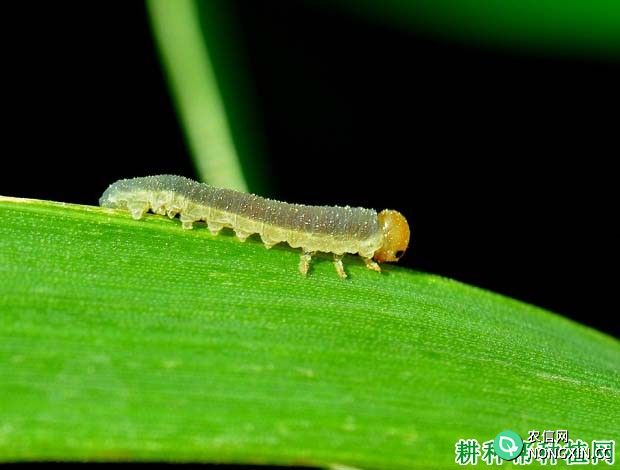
top-left (374, 210), bottom-right (410, 263)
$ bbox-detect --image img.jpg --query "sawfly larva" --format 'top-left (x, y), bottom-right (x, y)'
top-left (99, 175), bottom-right (410, 278)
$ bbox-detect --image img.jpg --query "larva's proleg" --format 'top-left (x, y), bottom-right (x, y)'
top-left (99, 175), bottom-right (411, 278)
top-left (207, 220), bottom-right (223, 235)
top-left (127, 201), bottom-right (148, 220)
top-left (235, 231), bottom-right (248, 242)
top-left (179, 214), bottom-right (195, 230)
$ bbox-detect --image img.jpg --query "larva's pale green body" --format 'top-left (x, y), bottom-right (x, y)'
top-left (100, 175), bottom-right (409, 278)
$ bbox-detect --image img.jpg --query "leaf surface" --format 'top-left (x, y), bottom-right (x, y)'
top-left (0, 197), bottom-right (618, 468)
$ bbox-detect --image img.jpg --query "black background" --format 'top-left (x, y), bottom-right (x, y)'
top-left (2, 1), bottom-right (618, 338)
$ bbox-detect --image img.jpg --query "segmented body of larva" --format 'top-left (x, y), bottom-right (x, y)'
top-left (99, 175), bottom-right (410, 278)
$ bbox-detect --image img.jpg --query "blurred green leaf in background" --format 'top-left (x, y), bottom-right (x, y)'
top-left (147, 0), bottom-right (267, 194)
top-left (330, 0), bottom-right (620, 57)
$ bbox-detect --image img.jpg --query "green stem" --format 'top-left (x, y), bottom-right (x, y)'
top-left (146, 0), bottom-right (247, 191)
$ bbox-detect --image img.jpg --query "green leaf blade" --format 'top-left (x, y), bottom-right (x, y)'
top-left (1, 197), bottom-right (618, 468)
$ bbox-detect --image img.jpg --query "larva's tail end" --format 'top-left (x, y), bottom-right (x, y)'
top-left (99, 181), bottom-right (123, 208)
top-left (98, 190), bottom-right (114, 208)
top-left (373, 210), bottom-right (410, 263)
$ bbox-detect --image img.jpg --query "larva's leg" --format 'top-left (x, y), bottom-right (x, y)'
top-left (207, 221), bottom-right (223, 235)
top-left (299, 250), bottom-right (314, 276)
top-left (180, 214), bottom-right (195, 229)
top-left (333, 254), bottom-right (348, 279)
top-left (151, 197), bottom-right (165, 215)
top-left (127, 201), bottom-right (149, 220)
top-left (166, 199), bottom-right (182, 218)
top-left (235, 230), bottom-right (250, 242)
top-left (363, 257), bottom-right (382, 273)
top-left (260, 232), bottom-right (277, 249)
